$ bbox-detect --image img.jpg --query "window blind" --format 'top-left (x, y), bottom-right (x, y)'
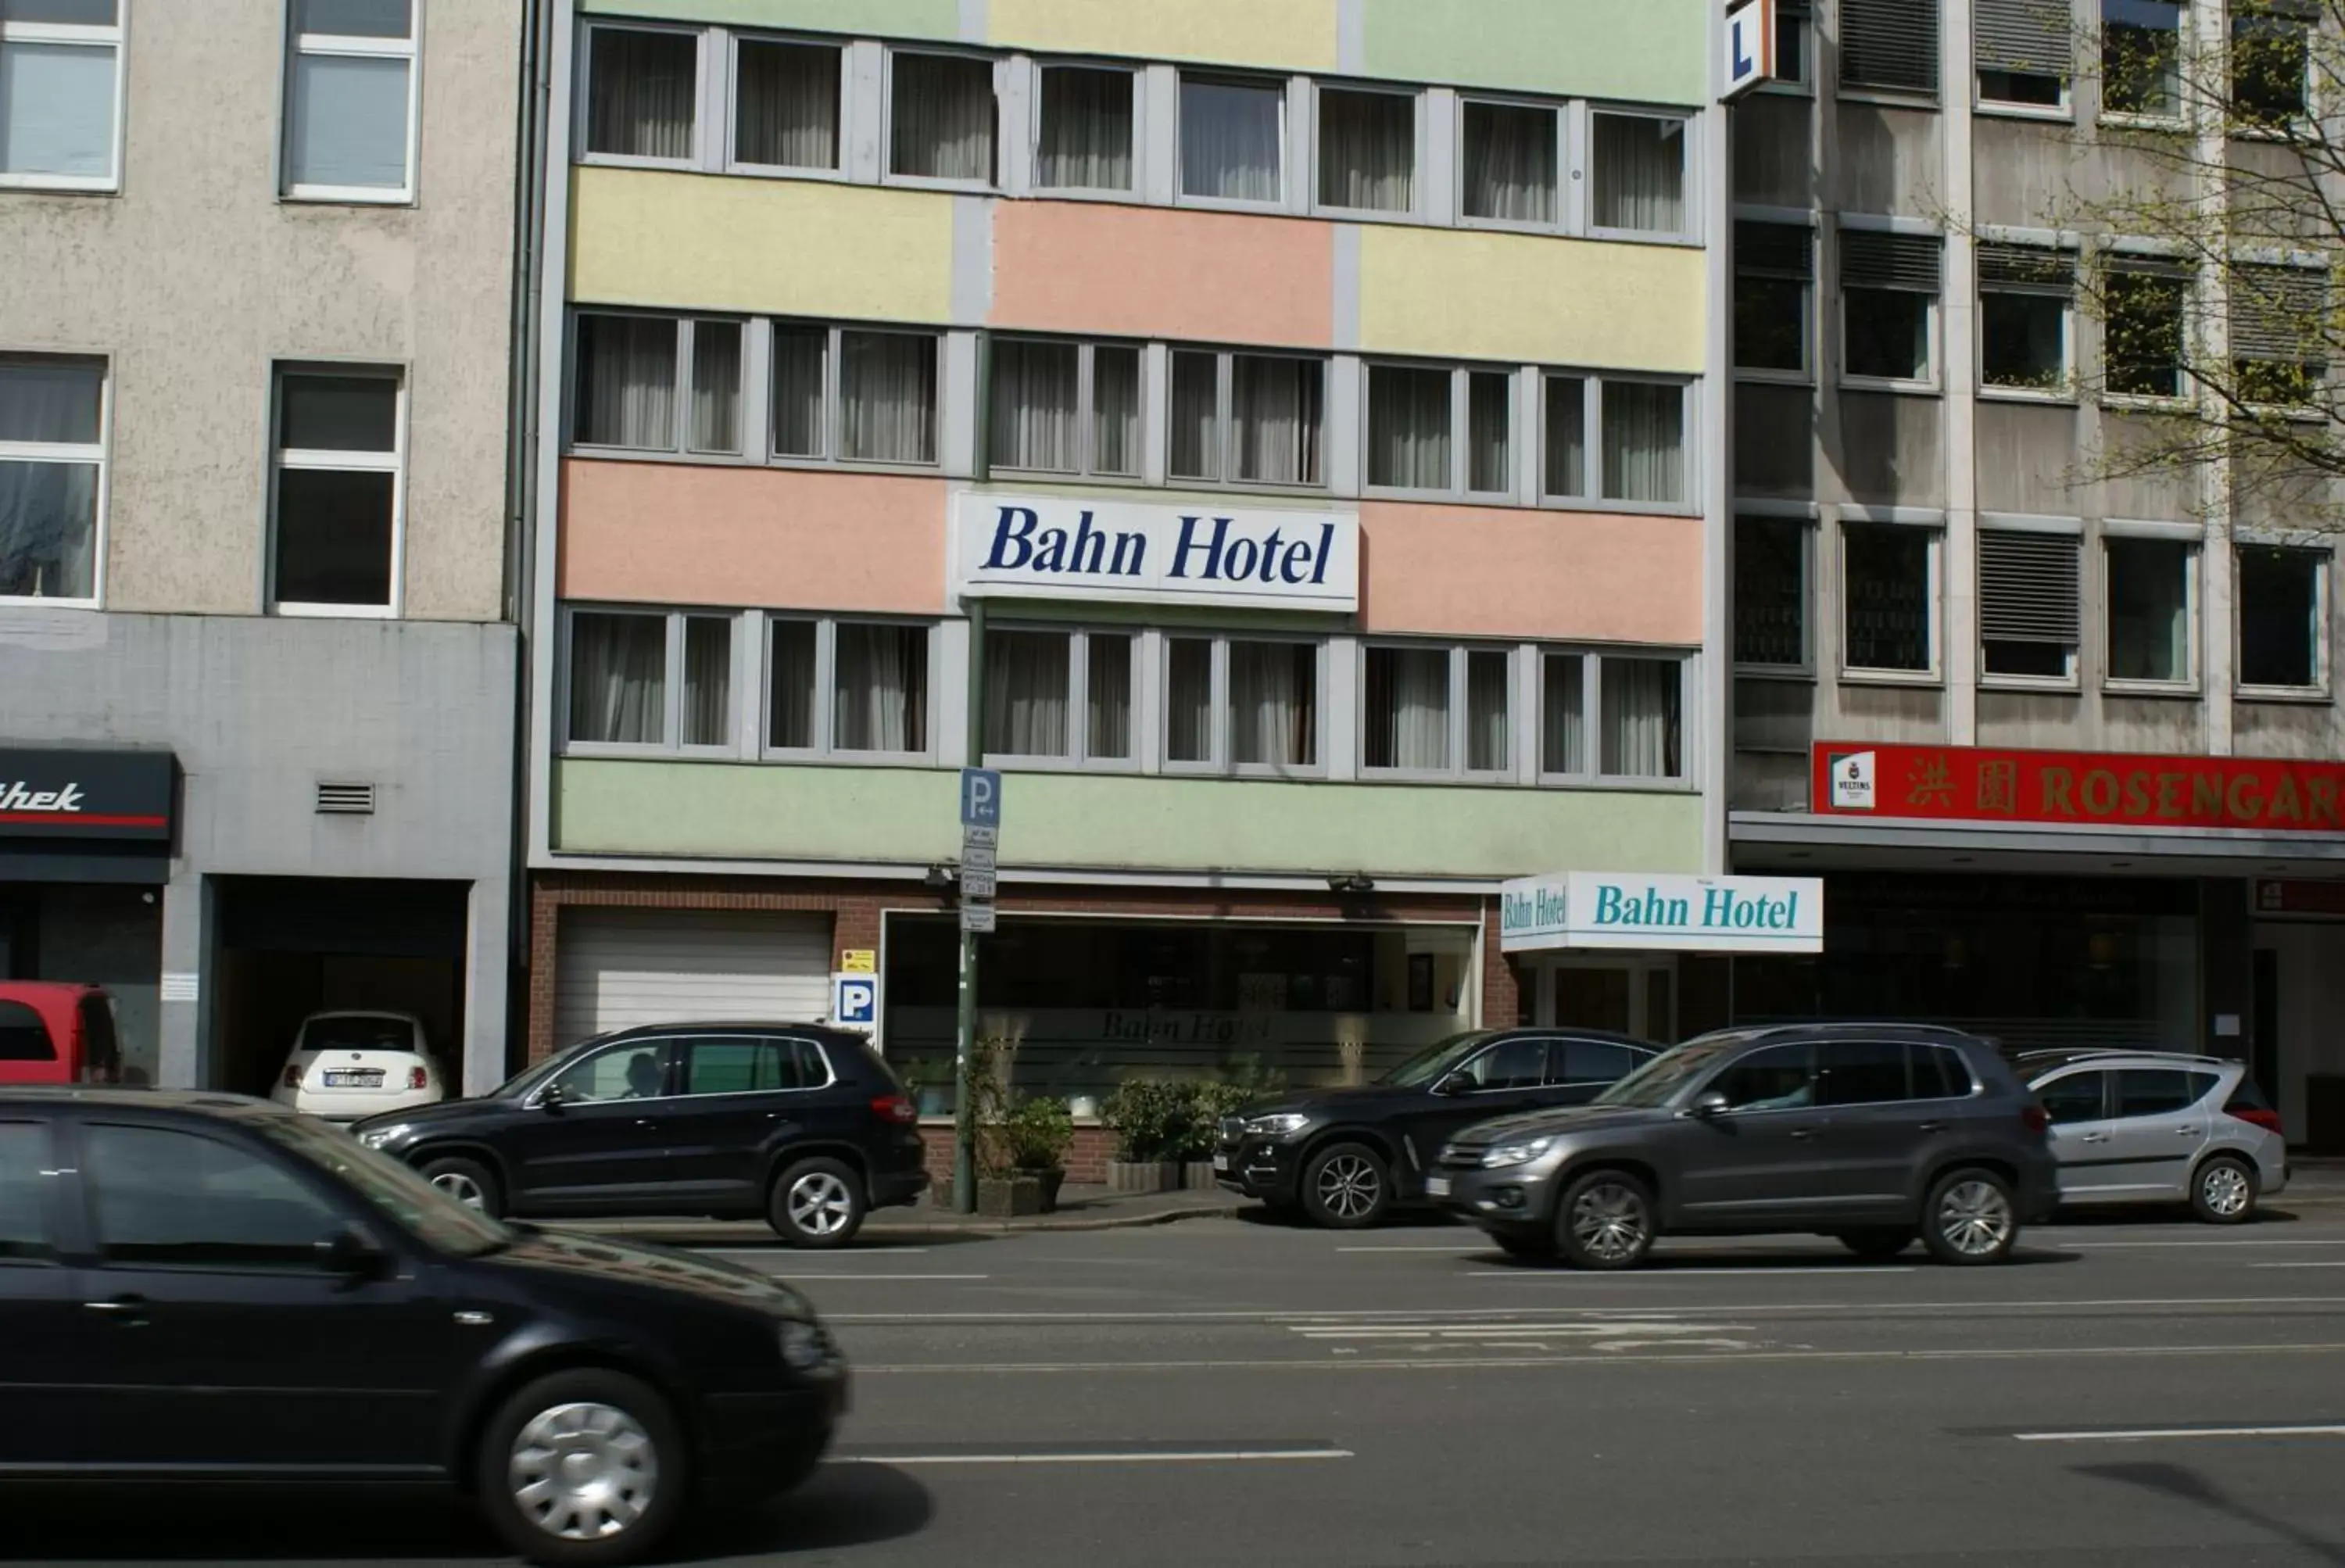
top-left (1738, 220), bottom-right (1815, 275)
top-left (1979, 532), bottom-right (2081, 644)
top-left (1975, 0), bottom-right (2072, 77)
top-left (2230, 264), bottom-right (2328, 362)
top-left (1841, 229), bottom-right (1943, 291)
top-left (1841, 0), bottom-right (1942, 94)
top-left (1978, 242), bottom-right (2075, 289)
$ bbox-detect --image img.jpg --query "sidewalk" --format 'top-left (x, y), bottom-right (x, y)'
top-left (567, 1182), bottom-right (1249, 1247)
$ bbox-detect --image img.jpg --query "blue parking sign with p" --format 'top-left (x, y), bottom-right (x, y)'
top-left (960, 767), bottom-right (1001, 829)
top-left (832, 974), bottom-right (879, 1030)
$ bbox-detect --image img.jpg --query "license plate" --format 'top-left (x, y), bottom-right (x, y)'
top-left (1212, 1154), bottom-right (1230, 1172)
top-left (324, 1069), bottom-right (385, 1088)
top-left (1425, 1175), bottom-right (1451, 1197)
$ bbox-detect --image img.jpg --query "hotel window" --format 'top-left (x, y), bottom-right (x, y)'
top-left (1180, 72), bottom-right (1283, 203)
top-left (282, 0), bottom-right (418, 201)
top-left (1842, 522), bottom-right (1938, 676)
top-left (1537, 652), bottom-right (1685, 782)
top-left (1459, 98), bottom-right (1558, 225)
top-left (980, 627), bottom-right (1135, 768)
top-left (1541, 375), bottom-right (1688, 506)
top-left (0, 0), bottom-right (120, 189)
top-left (1164, 634), bottom-right (1321, 775)
top-left (1167, 349), bottom-right (1324, 488)
top-left (1976, 0), bottom-right (2071, 106)
top-left (566, 607), bottom-right (736, 751)
top-left (2232, 264), bottom-right (2328, 409)
top-left (2232, 3), bottom-right (2310, 126)
top-left (572, 313), bottom-right (746, 456)
top-left (1034, 63), bottom-right (1133, 192)
top-left (270, 366), bottom-right (403, 615)
top-left (1365, 363), bottom-right (1513, 498)
top-left (1735, 222), bottom-right (1813, 374)
top-left (988, 338), bottom-right (1141, 478)
top-left (732, 37), bottom-right (841, 172)
top-left (2106, 536), bottom-right (2196, 686)
top-left (1316, 84), bottom-right (1414, 214)
top-left (1979, 243), bottom-right (2075, 392)
top-left (583, 23), bottom-right (698, 163)
top-left (1840, 0), bottom-right (1942, 95)
top-left (1735, 516), bottom-right (1810, 669)
top-left (1589, 112), bottom-right (1688, 237)
top-left (764, 324), bottom-right (939, 466)
top-left (2237, 545), bottom-right (2325, 691)
top-left (888, 48), bottom-right (995, 184)
top-left (0, 353), bottom-right (105, 603)
top-left (1361, 644), bottom-right (1512, 778)
top-left (1979, 528), bottom-right (2081, 681)
top-left (2103, 260), bottom-right (2188, 398)
top-left (766, 617), bottom-right (933, 757)
top-left (2103, 0), bottom-right (2184, 118)
top-left (1842, 230), bottom-right (1942, 385)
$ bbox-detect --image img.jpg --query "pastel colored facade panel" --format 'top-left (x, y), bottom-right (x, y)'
top-left (557, 760), bottom-right (1704, 876)
top-left (1359, 0), bottom-right (1710, 106)
top-left (987, 0), bottom-right (1337, 71)
top-left (990, 202), bottom-right (1335, 348)
top-left (570, 167), bottom-right (954, 320)
top-left (560, 460), bottom-right (948, 612)
top-left (1358, 228), bottom-right (1706, 373)
top-left (579, 0), bottom-right (961, 41)
top-left (1359, 505), bottom-right (1704, 645)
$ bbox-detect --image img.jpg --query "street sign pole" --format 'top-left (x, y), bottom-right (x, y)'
top-left (952, 602), bottom-right (988, 1214)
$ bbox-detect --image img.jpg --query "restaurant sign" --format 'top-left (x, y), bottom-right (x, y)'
top-left (1815, 743), bottom-right (2345, 832)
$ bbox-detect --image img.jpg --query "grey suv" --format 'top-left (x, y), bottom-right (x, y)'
top-left (1432, 1024), bottom-right (2059, 1269)
top-left (2021, 1049), bottom-right (2290, 1223)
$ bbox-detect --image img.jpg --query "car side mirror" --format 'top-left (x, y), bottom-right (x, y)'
top-left (316, 1225), bottom-right (388, 1281)
top-left (539, 1083), bottom-right (565, 1112)
top-left (1688, 1090), bottom-right (1731, 1119)
top-left (1434, 1071), bottom-right (1473, 1097)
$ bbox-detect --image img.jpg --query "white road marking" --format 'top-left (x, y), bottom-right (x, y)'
top-left (1468, 1266), bottom-right (1917, 1277)
top-left (782, 1273), bottom-right (990, 1282)
top-left (1337, 1245), bottom-right (1487, 1253)
top-left (839, 1448), bottom-right (1353, 1466)
top-left (2253, 1261), bottom-right (2345, 1269)
top-left (826, 1294), bottom-right (2345, 1323)
top-left (2015, 1424), bottom-right (2345, 1444)
top-left (700, 1245), bottom-right (929, 1256)
top-left (853, 1341), bottom-right (2345, 1374)
top-left (2059, 1239), bottom-right (2345, 1250)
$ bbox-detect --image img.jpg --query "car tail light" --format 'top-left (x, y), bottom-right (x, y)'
top-left (871, 1094), bottom-right (918, 1125)
top-left (409, 1065), bottom-right (430, 1091)
top-left (2021, 1103), bottom-right (2050, 1133)
top-left (2229, 1106), bottom-right (2284, 1135)
top-left (282, 1063), bottom-right (303, 1089)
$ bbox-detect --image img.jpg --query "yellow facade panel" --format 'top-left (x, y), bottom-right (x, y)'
top-left (1358, 228), bottom-right (1706, 374)
top-left (988, 0), bottom-right (1337, 71)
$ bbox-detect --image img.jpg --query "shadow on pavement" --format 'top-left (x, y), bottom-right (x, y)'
top-left (2046, 1205), bottom-right (2302, 1229)
top-left (2075, 1462), bottom-right (2345, 1566)
top-left (1231, 1206), bottom-right (1465, 1231)
top-left (671, 1463), bottom-right (933, 1561)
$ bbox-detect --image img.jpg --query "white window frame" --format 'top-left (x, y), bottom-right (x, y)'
top-left (986, 335), bottom-right (1147, 482)
top-left (1174, 68), bottom-right (1290, 212)
top-left (2095, 0), bottom-right (2189, 129)
top-left (1838, 517), bottom-right (1944, 685)
top-left (1733, 513), bottom-right (1815, 676)
top-left (0, 2), bottom-right (127, 192)
top-left (1978, 256), bottom-right (2077, 402)
top-left (2101, 527), bottom-right (2201, 695)
top-left (1028, 57), bottom-right (1142, 199)
top-left (1840, 285), bottom-right (1943, 393)
top-left (976, 623), bottom-right (1142, 772)
top-left (1160, 631), bottom-right (1327, 779)
top-left (1454, 91), bottom-right (1570, 235)
top-left (881, 43), bottom-right (1001, 193)
top-left (1733, 219), bottom-right (1817, 382)
top-left (1310, 78), bottom-right (1423, 220)
top-left (269, 362), bottom-right (406, 620)
top-left (2235, 542), bottom-right (2332, 700)
top-left (1763, 1), bottom-right (1814, 95)
top-left (1977, 521), bottom-right (2083, 691)
top-left (1538, 372), bottom-right (1695, 514)
top-left (0, 352), bottom-right (109, 609)
top-left (2229, 4), bottom-right (2318, 136)
top-left (762, 321), bottom-right (941, 471)
top-left (575, 19), bottom-right (704, 170)
top-left (1357, 640), bottom-right (1516, 781)
top-left (1361, 360), bottom-right (1518, 502)
top-left (1533, 646), bottom-right (1695, 787)
top-left (1165, 345), bottom-right (1329, 492)
top-left (1584, 105), bottom-right (1696, 245)
top-left (567, 311), bottom-right (750, 459)
top-left (281, 0), bottom-right (421, 204)
top-left (558, 604), bottom-right (743, 756)
top-left (761, 613), bottom-right (940, 763)
top-left (2097, 251), bottom-right (2195, 409)
top-left (723, 29), bottom-right (849, 180)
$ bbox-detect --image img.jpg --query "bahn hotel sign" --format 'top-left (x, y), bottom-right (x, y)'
top-left (952, 493), bottom-right (1359, 612)
top-left (1500, 872), bottom-right (1824, 954)
top-left (1816, 743), bottom-right (2345, 832)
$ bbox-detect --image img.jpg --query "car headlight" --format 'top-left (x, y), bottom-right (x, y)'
top-left (1481, 1135), bottom-right (1556, 1169)
top-left (1244, 1113), bottom-right (1311, 1137)
top-left (779, 1319), bottom-right (840, 1374)
top-left (356, 1123), bottom-right (409, 1151)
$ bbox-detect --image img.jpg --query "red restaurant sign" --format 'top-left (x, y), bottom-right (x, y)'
top-left (1813, 743), bottom-right (2345, 832)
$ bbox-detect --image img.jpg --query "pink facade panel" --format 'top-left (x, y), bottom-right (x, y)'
top-left (991, 202), bottom-right (1335, 347)
top-left (1359, 503), bottom-right (1705, 645)
top-left (560, 460), bottom-right (947, 613)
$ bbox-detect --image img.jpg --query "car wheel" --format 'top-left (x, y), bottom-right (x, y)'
top-left (1835, 1227), bottom-right (1917, 1261)
top-left (421, 1155), bottom-right (503, 1218)
top-left (1922, 1169), bottom-right (2019, 1265)
top-left (769, 1157), bottom-right (867, 1248)
top-left (2192, 1155), bottom-right (2258, 1225)
top-left (1300, 1142), bottom-right (1391, 1229)
top-left (1555, 1170), bottom-right (1656, 1271)
top-left (476, 1368), bottom-right (682, 1568)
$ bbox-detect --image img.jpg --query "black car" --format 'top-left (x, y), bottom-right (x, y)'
top-left (0, 1089), bottom-right (846, 1566)
top-left (1433, 1023), bottom-right (2060, 1269)
top-left (356, 1022), bottom-right (927, 1248)
top-left (1213, 1028), bottom-right (1659, 1228)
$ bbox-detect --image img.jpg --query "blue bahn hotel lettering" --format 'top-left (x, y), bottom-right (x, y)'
top-left (982, 506), bottom-right (1339, 590)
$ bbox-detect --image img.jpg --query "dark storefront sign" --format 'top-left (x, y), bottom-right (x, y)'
top-left (2257, 879), bottom-right (2345, 917)
top-left (1814, 742), bottom-right (2345, 833)
top-left (0, 749), bottom-right (174, 883)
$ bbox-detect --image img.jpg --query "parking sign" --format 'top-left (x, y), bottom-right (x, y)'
top-left (831, 973), bottom-right (879, 1032)
top-left (959, 768), bottom-right (1001, 829)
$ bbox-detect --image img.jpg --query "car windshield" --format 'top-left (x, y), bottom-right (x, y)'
top-left (255, 1115), bottom-right (514, 1258)
top-left (301, 1015), bottom-right (417, 1053)
top-left (489, 1038), bottom-right (599, 1101)
top-left (1380, 1031), bottom-right (1496, 1088)
top-left (1594, 1038), bottom-right (1741, 1108)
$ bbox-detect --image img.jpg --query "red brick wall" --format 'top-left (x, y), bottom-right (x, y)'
top-left (917, 1123), bottom-right (1119, 1187)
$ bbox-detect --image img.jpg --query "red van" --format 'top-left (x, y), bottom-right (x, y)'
top-left (0, 982), bottom-right (124, 1086)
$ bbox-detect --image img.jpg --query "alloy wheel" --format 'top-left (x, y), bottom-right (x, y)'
top-left (1315, 1153), bottom-right (1382, 1221)
top-left (507, 1401), bottom-right (659, 1543)
top-left (1569, 1181), bottom-right (1650, 1264)
top-left (2200, 1162), bottom-right (2253, 1219)
top-left (431, 1171), bottom-right (485, 1210)
top-left (1935, 1179), bottom-right (2014, 1258)
top-left (789, 1171), bottom-right (854, 1237)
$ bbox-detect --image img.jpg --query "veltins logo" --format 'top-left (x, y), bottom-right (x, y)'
top-left (1829, 751), bottom-right (1876, 811)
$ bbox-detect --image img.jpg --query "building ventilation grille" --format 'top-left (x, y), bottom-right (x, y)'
top-left (315, 782), bottom-right (376, 815)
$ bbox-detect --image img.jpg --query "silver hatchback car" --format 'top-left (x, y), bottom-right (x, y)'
top-left (2021, 1050), bottom-right (2289, 1223)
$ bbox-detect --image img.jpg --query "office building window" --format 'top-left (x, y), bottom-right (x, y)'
top-left (834, 621), bottom-right (930, 753)
top-left (0, 0), bottom-right (120, 188)
top-left (584, 24), bottom-right (697, 161)
top-left (2107, 536), bottom-right (2195, 684)
top-left (889, 49), bottom-right (995, 183)
top-left (0, 353), bottom-right (104, 603)
top-left (1979, 244), bottom-right (2074, 391)
top-left (1979, 529), bottom-right (2081, 680)
top-left (838, 329), bottom-right (939, 464)
top-left (1590, 113), bottom-right (1687, 235)
top-left (1602, 381), bottom-right (1686, 504)
top-left (2103, 262), bottom-right (2187, 398)
top-left (271, 367), bottom-right (402, 614)
top-left (1180, 73), bottom-right (1283, 202)
top-left (567, 607), bottom-right (734, 750)
top-left (1735, 222), bottom-right (1813, 374)
top-left (1775, 2), bottom-right (1811, 84)
top-left (1362, 644), bottom-right (1512, 777)
top-left (283, 0), bottom-right (417, 199)
top-left (1540, 653), bottom-right (1586, 775)
top-left (1364, 363), bottom-right (1512, 497)
top-left (2232, 264), bottom-right (2328, 408)
top-left (1735, 516), bottom-right (1809, 668)
top-left (733, 38), bottom-right (841, 171)
top-left (2103, 0), bottom-right (2184, 117)
top-left (983, 627), bottom-right (1134, 765)
top-left (1541, 375), bottom-right (1586, 498)
top-left (1841, 0), bottom-right (1942, 95)
top-left (1843, 522), bottom-right (1936, 674)
top-left (572, 314), bottom-right (744, 456)
top-left (1035, 63), bottom-right (1133, 192)
top-left (1317, 84), bottom-right (1414, 213)
top-left (2232, 4), bottom-right (2310, 124)
top-left (1601, 657), bottom-right (1684, 779)
top-left (1164, 635), bottom-right (1320, 773)
top-left (1976, 0), bottom-right (2072, 106)
top-left (1842, 230), bottom-right (1942, 383)
top-left (990, 338), bottom-right (1141, 478)
top-left (1459, 98), bottom-right (1557, 224)
top-left (2238, 545), bottom-right (2324, 690)
top-left (1168, 349), bottom-right (1323, 486)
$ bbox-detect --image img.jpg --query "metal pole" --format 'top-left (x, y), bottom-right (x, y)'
top-left (951, 598), bottom-right (986, 1213)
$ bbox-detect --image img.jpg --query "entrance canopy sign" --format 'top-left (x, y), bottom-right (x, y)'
top-left (1500, 872), bottom-right (1824, 954)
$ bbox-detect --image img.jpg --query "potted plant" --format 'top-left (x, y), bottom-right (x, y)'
top-left (1182, 1080), bottom-right (1255, 1190)
top-left (988, 1094), bottom-right (1074, 1213)
top-left (1101, 1079), bottom-right (1187, 1193)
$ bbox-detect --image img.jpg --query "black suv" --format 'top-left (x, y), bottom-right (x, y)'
top-left (1434, 1023), bottom-right (2059, 1269)
top-left (1214, 1028), bottom-right (1659, 1228)
top-left (356, 1022), bottom-right (928, 1248)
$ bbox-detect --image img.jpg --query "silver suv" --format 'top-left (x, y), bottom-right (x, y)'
top-left (2020, 1049), bottom-right (2289, 1223)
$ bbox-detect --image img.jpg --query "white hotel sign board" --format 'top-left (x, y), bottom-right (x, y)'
top-left (953, 492), bottom-right (1359, 613)
top-left (1500, 872), bottom-right (1824, 954)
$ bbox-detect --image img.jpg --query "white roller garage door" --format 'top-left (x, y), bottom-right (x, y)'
top-left (554, 909), bottom-right (832, 1048)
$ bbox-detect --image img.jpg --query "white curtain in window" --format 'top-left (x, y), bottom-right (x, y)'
top-left (588, 29), bottom-right (695, 159)
top-left (840, 332), bottom-right (936, 463)
top-left (1543, 376), bottom-right (1587, 496)
top-left (576, 316), bottom-right (676, 449)
top-left (1232, 357), bottom-right (1321, 485)
top-left (570, 614), bottom-right (665, 745)
top-left (1366, 647), bottom-right (1449, 769)
top-left (1466, 650), bottom-right (1509, 771)
top-left (1166, 638), bottom-right (1215, 761)
top-left (681, 617), bottom-right (730, 746)
top-left (1087, 634), bottom-right (1133, 758)
top-left (1168, 352), bottom-right (1219, 480)
top-left (836, 624), bottom-right (928, 752)
top-left (985, 630), bottom-right (1071, 756)
top-left (0, 39), bottom-right (116, 177)
top-left (1467, 372), bottom-right (1511, 493)
top-left (1602, 382), bottom-right (1684, 503)
top-left (735, 40), bottom-right (838, 169)
top-left (1092, 346), bottom-right (1141, 476)
top-left (1036, 65), bottom-right (1133, 190)
top-left (768, 619), bottom-right (817, 747)
top-left (771, 328), bottom-right (826, 457)
top-left (288, 53), bottom-right (408, 188)
top-left (0, 460), bottom-right (98, 599)
top-left (1368, 366), bottom-right (1451, 489)
top-left (1231, 643), bottom-right (1315, 766)
top-left (689, 321), bottom-right (742, 454)
top-left (1592, 114), bottom-right (1685, 233)
top-left (1541, 653), bottom-right (1584, 773)
top-left (1602, 658), bottom-right (1681, 778)
top-left (891, 52), bottom-right (995, 181)
top-left (1180, 77), bottom-right (1282, 200)
top-left (1318, 88), bottom-right (1412, 212)
top-left (990, 340), bottom-right (1079, 472)
top-left (1461, 100), bottom-right (1555, 223)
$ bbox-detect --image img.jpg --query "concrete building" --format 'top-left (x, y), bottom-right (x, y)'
top-left (0, 2), bottom-right (528, 1093)
top-left (1725, 0), bottom-right (2345, 1148)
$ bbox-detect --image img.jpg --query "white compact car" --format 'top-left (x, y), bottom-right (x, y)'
top-left (270, 1010), bottom-right (448, 1122)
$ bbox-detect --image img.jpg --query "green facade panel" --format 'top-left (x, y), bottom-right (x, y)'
top-left (1358, 0), bottom-right (1709, 106)
top-left (580, 0), bottom-right (962, 41)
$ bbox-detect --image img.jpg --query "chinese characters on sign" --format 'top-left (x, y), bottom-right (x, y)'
top-left (1814, 743), bottom-right (2345, 832)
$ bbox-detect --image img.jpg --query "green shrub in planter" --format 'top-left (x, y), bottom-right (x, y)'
top-left (1101, 1079), bottom-right (1192, 1162)
top-left (986, 1094), bottom-right (1074, 1175)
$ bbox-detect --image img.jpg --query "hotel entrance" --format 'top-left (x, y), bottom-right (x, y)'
top-left (1530, 956), bottom-right (1677, 1042)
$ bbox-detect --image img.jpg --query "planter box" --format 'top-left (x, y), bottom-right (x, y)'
top-left (1182, 1160), bottom-right (1219, 1190)
top-left (977, 1175), bottom-right (1044, 1218)
top-left (1105, 1159), bottom-right (1179, 1194)
top-left (1037, 1169), bottom-right (1065, 1213)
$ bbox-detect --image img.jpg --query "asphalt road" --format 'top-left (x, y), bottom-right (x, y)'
top-left (11, 1204), bottom-right (2345, 1567)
